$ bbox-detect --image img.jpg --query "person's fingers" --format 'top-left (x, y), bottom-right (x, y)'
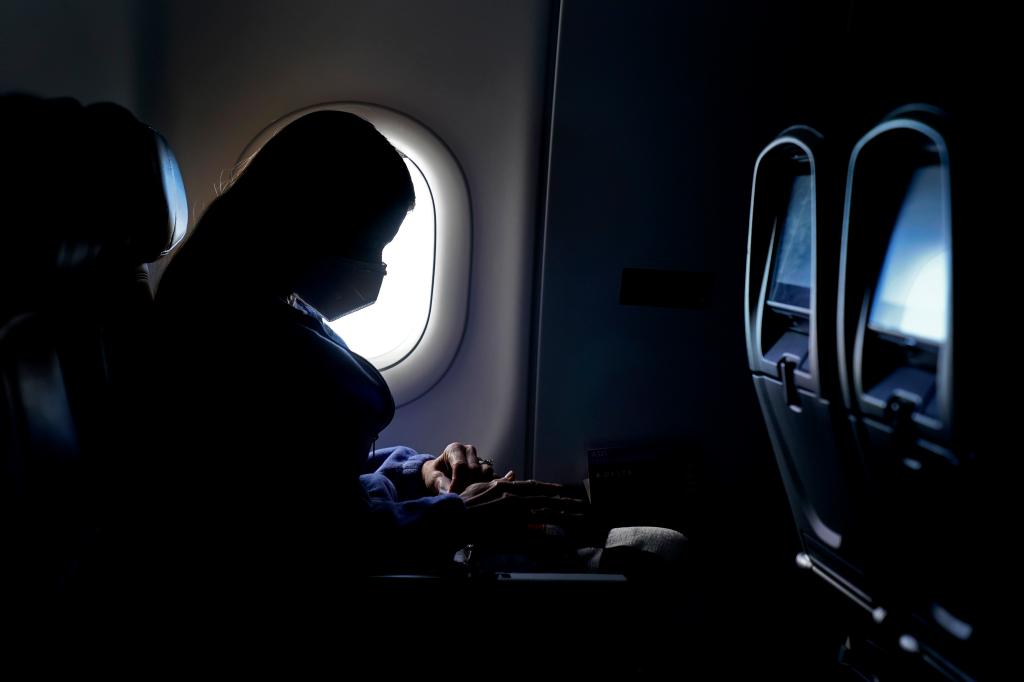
top-left (460, 477), bottom-right (547, 503)
top-left (470, 444), bottom-right (494, 481)
top-left (467, 481), bottom-right (531, 507)
top-left (460, 472), bottom-right (570, 506)
top-left (466, 491), bottom-right (520, 511)
top-left (445, 443), bottom-right (469, 493)
top-left (428, 468), bottom-right (452, 494)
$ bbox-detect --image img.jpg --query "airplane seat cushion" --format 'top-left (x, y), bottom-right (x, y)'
top-left (0, 94), bottom-right (188, 608)
top-left (0, 94), bottom-right (188, 321)
top-left (0, 313), bottom-right (107, 601)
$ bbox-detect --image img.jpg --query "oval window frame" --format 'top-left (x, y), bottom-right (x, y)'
top-left (238, 102), bottom-right (471, 406)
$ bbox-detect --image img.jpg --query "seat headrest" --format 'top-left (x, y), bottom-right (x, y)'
top-left (0, 94), bottom-right (187, 295)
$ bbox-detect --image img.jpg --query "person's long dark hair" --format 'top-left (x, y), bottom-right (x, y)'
top-left (158, 110), bottom-right (415, 308)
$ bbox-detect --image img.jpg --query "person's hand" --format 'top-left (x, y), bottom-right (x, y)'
top-left (421, 442), bottom-right (501, 495)
top-left (458, 473), bottom-right (588, 540)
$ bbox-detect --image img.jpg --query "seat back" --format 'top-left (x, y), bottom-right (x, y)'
top-left (745, 126), bottom-right (872, 608)
top-left (0, 94), bottom-right (187, 610)
top-left (837, 106), bottom-right (982, 678)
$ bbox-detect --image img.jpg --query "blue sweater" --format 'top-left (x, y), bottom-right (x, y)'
top-left (153, 286), bottom-right (469, 576)
top-left (361, 445), bottom-right (467, 544)
top-left (298, 300), bottom-right (469, 566)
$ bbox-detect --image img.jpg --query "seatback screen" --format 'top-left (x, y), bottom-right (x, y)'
top-left (868, 165), bottom-right (949, 345)
top-left (767, 174), bottom-right (813, 312)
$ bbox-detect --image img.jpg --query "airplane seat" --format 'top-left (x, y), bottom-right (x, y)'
top-left (0, 94), bottom-right (187, 615)
top-left (745, 126), bottom-right (875, 645)
top-left (837, 106), bottom-right (982, 679)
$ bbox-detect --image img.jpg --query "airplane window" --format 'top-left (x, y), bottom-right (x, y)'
top-left (240, 102), bottom-right (470, 404)
top-left (868, 165), bottom-right (948, 345)
top-left (330, 156), bottom-right (434, 364)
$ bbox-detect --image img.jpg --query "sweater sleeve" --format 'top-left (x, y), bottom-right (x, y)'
top-left (358, 446), bottom-right (468, 569)
top-left (363, 445), bottom-right (438, 501)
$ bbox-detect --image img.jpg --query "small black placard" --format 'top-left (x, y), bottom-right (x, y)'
top-left (619, 268), bottom-right (714, 309)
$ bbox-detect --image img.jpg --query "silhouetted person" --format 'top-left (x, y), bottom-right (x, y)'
top-left (154, 111), bottom-right (584, 600)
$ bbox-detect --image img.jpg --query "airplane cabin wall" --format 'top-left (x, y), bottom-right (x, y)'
top-left (0, 1), bottom-right (140, 120)
top-left (531, 1), bottom-right (845, 536)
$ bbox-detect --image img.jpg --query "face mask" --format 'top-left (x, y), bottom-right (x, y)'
top-left (292, 257), bottom-right (387, 321)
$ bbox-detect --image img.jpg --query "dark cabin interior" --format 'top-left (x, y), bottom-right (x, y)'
top-left (1, 0), bottom-right (1010, 677)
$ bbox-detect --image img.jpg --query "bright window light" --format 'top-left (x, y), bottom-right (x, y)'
top-left (329, 157), bottom-right (435, 366)
top-left (238, 102), bottom-right (470, 404)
